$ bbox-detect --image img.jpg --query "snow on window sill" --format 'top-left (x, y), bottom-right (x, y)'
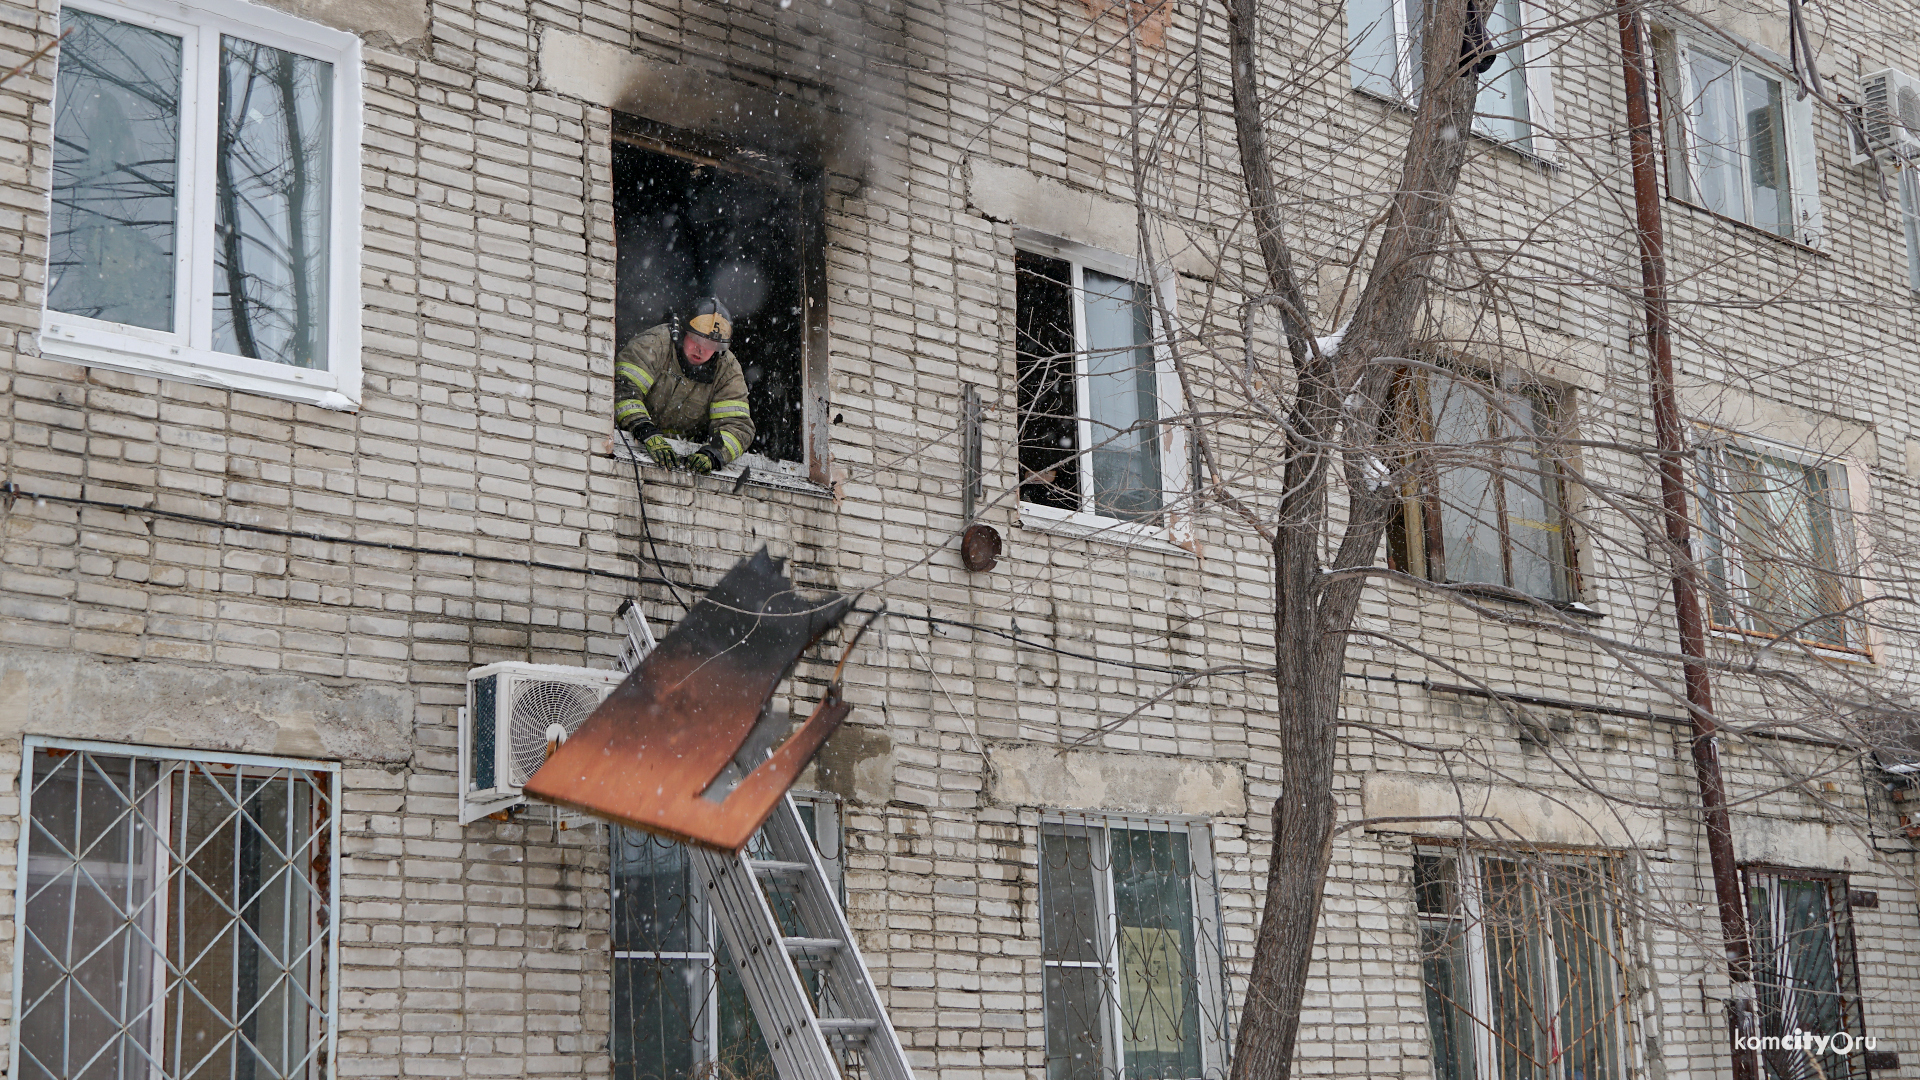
top-left (611, 433), bottom-right (829, 497)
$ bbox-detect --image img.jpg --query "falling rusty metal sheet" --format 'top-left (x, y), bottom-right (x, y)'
top-left (522, 548), bottom-right (851, 851)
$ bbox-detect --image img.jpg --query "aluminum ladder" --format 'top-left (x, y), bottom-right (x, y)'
top-left (618, 599), bottom-right (914, 1080)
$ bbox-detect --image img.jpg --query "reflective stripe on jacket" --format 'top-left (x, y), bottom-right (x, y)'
top-left (612, 324), bottom-right (756, 465)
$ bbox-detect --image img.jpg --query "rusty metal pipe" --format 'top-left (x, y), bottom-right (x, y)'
top-left (1616, 8), bottom-right (1758, 1076)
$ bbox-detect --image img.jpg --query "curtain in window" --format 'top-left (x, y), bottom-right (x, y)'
top-left (1082, 271), bottom-right (1163, 523)
top-left (1111, 829), bottom-right (1200, 1080)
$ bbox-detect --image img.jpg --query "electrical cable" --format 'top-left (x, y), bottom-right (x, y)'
top-left (621, 435), bottom-right (692, 613)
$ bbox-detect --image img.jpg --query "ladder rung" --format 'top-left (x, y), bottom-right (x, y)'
top-left (784, 936), bottom-right (843, 953)
top-left (817, 1018), bottom-right (877, 1042)
top-left (750, 859), bottom-right (812, 878)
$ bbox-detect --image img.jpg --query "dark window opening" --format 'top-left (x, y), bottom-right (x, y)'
top-left (613, 134), bottom-right (812, 464)
top-left (1017, 251), bottom-right (1079, 511)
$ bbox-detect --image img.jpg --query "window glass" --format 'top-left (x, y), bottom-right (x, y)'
top-left (1406, 370), bottom-right (1571, 601)
top-left (1082, 270), bottom-right (1163, 523)
top-left (213, 37), bottom-right (332, 368)
top-left (48, 8), bottom-right (183, 332)
top-left (1347, 0), bottom-right (1534, 150)
top-left (1743, 69), bottom-right (1789, 235)
top-left (1414, 851), bottom-right (1626, 1080)
top-left (1699, 445), bottom-right (1855, 650)
top-left (1041, 821), bottom-right (1216, 1080)
top-left (1475, 0), bottom-right (1531, 149)
top-left (1747, 873), bottom-right (1864, 1080)
top-left (1348, 0), bottom-right (1402, 98)
top-left (1015, 252), bottom-right (1167, 524)
top-left (19, 747), bottom-right (335, 1080)
top-left (1688, 51), bottom-right (1742, 218)
top-left (1673, 44), bottom-right (1799, 237)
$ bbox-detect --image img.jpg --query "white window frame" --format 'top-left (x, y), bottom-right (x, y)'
top-left (1036, 812), bottom-right (1226, 1080)
top-left (1014, 232), bottom-right (1193, 552)
top-left (1345, 0), bottom-right (1558, 157)
top-left (9, 735), bottom-right (343, 1080)
top-left (1661, 29), bottom-right (1823, 244)
top-left (1413, 847), bottom-right (1632, 1080)
top-left (1900, 164), bottom-right (1920, 294)
top-left (1694, 430), bottom-right (1873, 657)
top-left (39, 0), bottom-right (364, 410)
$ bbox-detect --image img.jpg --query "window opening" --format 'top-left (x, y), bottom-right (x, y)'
top-left (1347, 0), bottom-right (1538, 152)
top-left (1016, 251), bottom-right (1165, 524)
top-left (1039, 816), bottom-right (1225, 1080)
top-left (42, 1), bottom-right (359, 407)
top-left (613, 131), bottom-right (817, 468)
top-left (1743, 869), bottom-right (1869, 1080)
top-left (1413, 849), bottom-right (1629, 1080)
top-left (1387, 367), bottom-right (1575, 602)
top-left (1696, 442), bottom-right (1861, 652)
top-left (610, 794), bottom-right (840, 1080)
top-left (14, 741), bottom-right (339, 1080)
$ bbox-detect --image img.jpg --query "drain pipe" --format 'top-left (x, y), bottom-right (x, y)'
top-left (1616, 7), bottom-right (1759, 1078)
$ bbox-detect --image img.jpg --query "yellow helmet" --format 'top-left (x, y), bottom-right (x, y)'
top-left (686, 297), bottom-right (733, 344)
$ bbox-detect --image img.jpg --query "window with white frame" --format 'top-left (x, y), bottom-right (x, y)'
top-left (1900, 165), bottom-right (1920, 293)
top-left (14, 739), bottom-right (340, 1080)
top-left (1696, 439), bottom-right (1863, 653)
top-left (610, 795), bottom-right (840, 1080)
top-left (1039, 816), bottom-right (1225, 1080)
top-left (41, 0), bottom-right (362, 409)
top-left (1414, 848), bottom-right (1629, 1080)
top-left (1658, 31), bottom-right (1820, 241)
top-left (1016, 247), bottom-right (1181, 529)
top-left (1347, 0), bottom-right (1548, 153)
top-left (1743, 868), bottom-right (1869, 1080)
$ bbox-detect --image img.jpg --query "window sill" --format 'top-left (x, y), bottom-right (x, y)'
top-left (1348, 85), bottom-right (1557, 168)
top-left (1018, 501), bottom-right (1192, 556)
top-left (1431, 580), bottom-right (1598, 618)
top-left (1706, 623), bottom-right (1874, 665)
top-left (39, 318), bottom-right (360, 411)
top-left (610, 434), bottom-right (830, 498)
top-left (1662, 195), bottom-right (1828, 256)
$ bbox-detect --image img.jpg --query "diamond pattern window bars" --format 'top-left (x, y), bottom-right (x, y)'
top-left (12, 739), bottom-right (340, 1080)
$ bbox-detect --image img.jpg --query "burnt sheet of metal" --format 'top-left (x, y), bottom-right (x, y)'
top-left (522, 547), bottom-right (851, 851)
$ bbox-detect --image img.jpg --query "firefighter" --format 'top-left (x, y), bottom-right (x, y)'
top-left (613, 298), bottom-right (755, 474)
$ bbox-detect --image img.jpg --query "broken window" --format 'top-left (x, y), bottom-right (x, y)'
top-left (1696, 440), bottom-right (1862, 652)
top-left (16, 739), bottom-right (338, 1080)
top-left (1387, 368), bottom-right (1577, 602)
top-left (613, 122), bottom-right (825, 479)
top-left (41, 1), bottom-right (361, 408)
top-left (1414, 850), bottom-right (1629, 1080)
top-left (1743, 869), bottom-right (1869, 1080)
top-left (1016, 249), bottom-right (1170, 525)
top-left (1039, 817), bottom-right (1225, 1080)
top-left (610, 795), bottom-right (840, 1080)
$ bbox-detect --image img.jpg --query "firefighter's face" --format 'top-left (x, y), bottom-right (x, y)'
top-left (682, 331), bottom-right (719, 364)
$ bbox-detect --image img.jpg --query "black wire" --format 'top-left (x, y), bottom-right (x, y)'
top-left (622, 435), bottom-right (692, 613)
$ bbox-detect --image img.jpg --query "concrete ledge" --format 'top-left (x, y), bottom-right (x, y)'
top-left (254, 0), bottom-right (428, 47)
top-left (986, 743), bottom-right (1245, 816)
top-left (1361, 772), bottom-right (1667, 849)
top-left (1733, 817), bottom-right (1876, 873)
top-left (966, 157), bottom-right (1217, 280)
top-left (0, 647), bottom-right (413, 763)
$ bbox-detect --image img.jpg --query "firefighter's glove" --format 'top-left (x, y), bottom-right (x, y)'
top-left (681, 449), bottom-right (718, 475)
top-left (627, 422), bottom-right (678, 468)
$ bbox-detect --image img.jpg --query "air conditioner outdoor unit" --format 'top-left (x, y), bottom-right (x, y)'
top-left (1861, 67), bottom-right (1920, 161)
top-left (459, 662), bottom-right (627, 824)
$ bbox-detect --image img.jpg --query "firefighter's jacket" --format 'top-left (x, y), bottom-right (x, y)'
top-left (613, 324), bottom-right (755, 465)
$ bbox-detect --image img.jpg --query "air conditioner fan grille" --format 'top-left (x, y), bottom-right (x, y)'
top-left (508, 680), bottom-right (601, 785)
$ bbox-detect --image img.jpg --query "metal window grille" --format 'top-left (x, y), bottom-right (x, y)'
top-left (11, 739), bottom-right (340, 1080)
top-left (1039, 815), bottom-right (1227, 1080)
top-left (1743, 868), bottom-right (1870, 1080)
top-left (609, 795), bottom-right (840, 1080)
top-left (1414, 848), bottom-right (1631, 1080)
